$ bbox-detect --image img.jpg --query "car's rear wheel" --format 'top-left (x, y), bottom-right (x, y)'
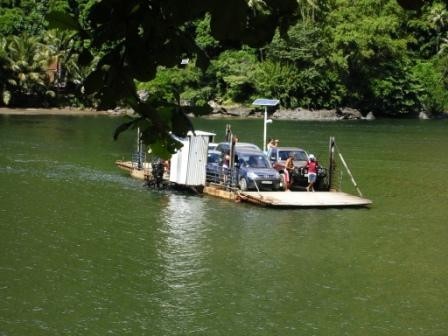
top-left (239, 178), bottom-right (248, 191)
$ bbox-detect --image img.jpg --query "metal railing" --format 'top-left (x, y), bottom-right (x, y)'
top-left (131, 151), bottom-right (146, 169)
top-left (206, 166), bottom-right (239, 189)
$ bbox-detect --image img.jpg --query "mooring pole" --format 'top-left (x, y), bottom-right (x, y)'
top-left (263, 106), bottom-right (268, 152)
top-left (225, 124), bottom-right (234, 187)
top-left (328, 137), bottom-right (336, 190)
top-left (137, 127), bottom-right (143, 169)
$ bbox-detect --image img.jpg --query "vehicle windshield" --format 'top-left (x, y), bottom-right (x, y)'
top-left (279, 150), bottom-right (308, 161)
top-left (207, 152), bottom-right (220, 164)
top-left (239, 154), bottom-right (271, 168)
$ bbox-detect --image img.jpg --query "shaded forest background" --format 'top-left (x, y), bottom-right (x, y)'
top-left (1, 0), bottom-right (447, 119)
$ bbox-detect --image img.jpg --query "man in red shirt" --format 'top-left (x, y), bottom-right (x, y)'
top-left (306, 154), bottom-right (318, 192)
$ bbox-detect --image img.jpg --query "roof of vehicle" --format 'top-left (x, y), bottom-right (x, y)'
top-left (268, 147), bottom-right (309, 164)
top-left (208, 142), bottom-right (218, 149)
top-left (215, 142), bottom-right (261, 152)
top-left (235, 148), bottom-right (267, 155)
top-left (269, 146), bottom-right (306, 152)
top-left (216, 141), bottom-right (260, 147)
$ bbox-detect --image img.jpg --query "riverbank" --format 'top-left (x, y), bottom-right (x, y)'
top-left (0, 107), bottom-right (130, 116)
top-left (1, 106), bottom-right (446, 120)
top-left (204, 103), bottom-right (448, 120)
top-left (0, 106), bottom-right (375, 120)
top-left (204, 105), bottom-right (370, 120)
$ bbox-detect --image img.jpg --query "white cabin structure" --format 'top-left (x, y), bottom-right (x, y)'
top-left (169, 130), bottom-right (215, 187)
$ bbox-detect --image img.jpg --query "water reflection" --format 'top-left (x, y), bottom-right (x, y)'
top-left (156, 194), bottom-right (209, 331)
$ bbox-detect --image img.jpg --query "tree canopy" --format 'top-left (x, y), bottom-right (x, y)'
top-left (1, 0), bottom-right (447, 157)
top-left (45, 0), bottom-right (298, 157)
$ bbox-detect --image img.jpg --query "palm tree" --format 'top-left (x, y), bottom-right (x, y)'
top-left (2, 34), bottom-right (51, 105)
top-left (430, 3), bottom-right (448, 53)
top-left (0, 37), bottom-right (10, 105)
top-left (298, 0), bottom-right (318, 22)
top-left (43, 29), bottom-right (85, 89)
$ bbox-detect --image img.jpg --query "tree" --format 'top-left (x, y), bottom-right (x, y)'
top-left (412, 59), bottom-right (448, 114)
top-left (265, 19), bottom-right (346, 109)
top-left (137, 63), bottom-right (213, 115)
top-left (0, 0), bottom-right (49, 36)
top-left (43, 29), bottom-right (87, 100)
top-left (49, 0), bottom-right (299, 158)
top-left (252, 60), bottom-right (301, 107)
top-left (322, 0), bottom-right (423, 115)
top-left (194, 14), bottom-right (222, 58)
top-left (0, 34), bottom-right (53, 106)
top-left (206, 48), bottom-right (258, 104)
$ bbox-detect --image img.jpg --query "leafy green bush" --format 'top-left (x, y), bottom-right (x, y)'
top-left (252, 60), bottom-right (300, 107)
top-left (207, 49), bottom-right (258, 104)
top-left (412, 60), bottom-right (448, 115)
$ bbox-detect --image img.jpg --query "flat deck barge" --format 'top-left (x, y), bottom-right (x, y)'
top-left (115, 161), bottom-right (372, 208)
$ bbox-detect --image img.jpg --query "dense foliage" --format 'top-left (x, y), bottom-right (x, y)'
top-left (0, 0), bottom-right (447, 154)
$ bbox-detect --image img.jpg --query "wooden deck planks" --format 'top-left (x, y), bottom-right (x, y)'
top-left (115, 160), bottom-right (150, 180)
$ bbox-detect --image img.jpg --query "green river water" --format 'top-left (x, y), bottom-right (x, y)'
top-left (0, 114), bottom-right (447, 335)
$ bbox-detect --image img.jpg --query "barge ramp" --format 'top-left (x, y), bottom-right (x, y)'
top-left (203, 184), bottom-right (371, 208)
top-left (236, 190), bottom-right (372, 208)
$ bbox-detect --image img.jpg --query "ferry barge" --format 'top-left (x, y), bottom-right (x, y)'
top-left (116, 130), bottom-right (372, 208)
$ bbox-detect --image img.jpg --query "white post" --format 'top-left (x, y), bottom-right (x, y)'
top-left (136, 127), bottom-right (142, 169)
top-left (253, 98), bottom-right (278, 152)
top-left (137, 128), bottom-right (141, 151)
top-left (263, 106), bottom-right (267, 152)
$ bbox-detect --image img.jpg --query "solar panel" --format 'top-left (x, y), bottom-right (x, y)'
top-left (252, 98), bottom-right (280, 106)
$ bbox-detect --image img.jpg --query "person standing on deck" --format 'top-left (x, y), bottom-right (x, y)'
top-left (306, 154), bottom-right (318, 192)
top-left (267, 138), bottom-right (276, 150)
top-left (222, 149), bottom-right (231, 184)
top-left (284, 154), bottom-right (295, 191)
